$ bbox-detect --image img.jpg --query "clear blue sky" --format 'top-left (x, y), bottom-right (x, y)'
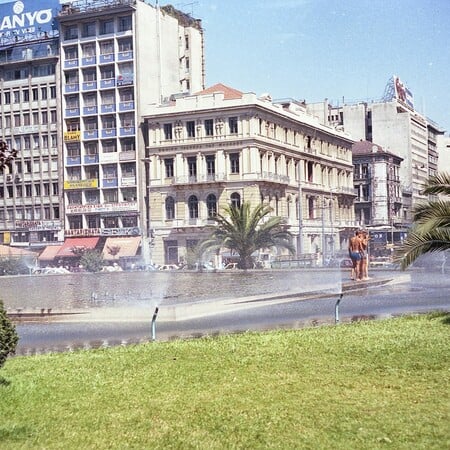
top-left (180, 0), bottom-right (450, 134)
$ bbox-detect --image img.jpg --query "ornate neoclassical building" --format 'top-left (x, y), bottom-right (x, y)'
top-left (143, 84), bottom-right (356, 265)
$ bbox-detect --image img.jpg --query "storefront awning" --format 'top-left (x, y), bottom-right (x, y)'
top-left (102, 236), bottom-right (141, 260)
top-left (56, 237), bottom-right (100, 257)
top-left (38, 245), bottom-right (64, 261)
top-left (0, 244), bottom-right (38, 258)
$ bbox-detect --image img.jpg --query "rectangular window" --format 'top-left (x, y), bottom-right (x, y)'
top-left (4, 92), bottom-right (10, 103)
top-left (83, 70), bottom-right (96, 82)
top-left (41, 87), bottom-right (47, 100)
top-left (119, 89), bottom-right (133, 102)
top-left (187, 121), bottom-right (195, 138)
top-left (188, 156), bottom-right (197, 177)
top-left (102, 140), bottom-right (116, 153)
top-left (118, 16), bottom-right (132, 32)
top-left (82, 22), bottom-right (96, 38)
top-left (205, 119), bottom-right (214, 136)
top-left (65, 46), bottom-right (78, 60)
top-left (229, 117), bottom-right (238, 134)
top-left (206, 155), bottom-right (215, 175)
top-left (100, 66), bottom-right (115, 80)
top-left (230, 153), bottom-right (240, 174)
top-left (164, 123), bottom-right (173, 140)
top-left (82, 43), bottom-right (95, 57)
top-left (23, 89), bottom-right (29, 102)
top-left (100, 19), bottom-right (114, 34)
top-left (13, 91), bottom-right (20, 103)
top-left (118, 39), bottom-right (132, 52)
top-left (64, 25), bottom-right (78, 40)
top-left (164, 158), bottom-right (174, 178)
top-left (85, 142), bottom-right (98, 155)
top-left (100, 41), bottom-right (114, 55)
top-left (32, 88), bottom-right (38, 101)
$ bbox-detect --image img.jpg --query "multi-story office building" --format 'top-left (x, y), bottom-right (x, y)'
top-left (56, 0), bottom-right (204, 261)
top-left (437, 134), bottom-right (450, 173)
top-left (352, 140), bottom-right (403, 227)
top-left (308, 76), bottom-right (445, 225)
top-left (143, 84), bottom-right (355, 266)
top-left (0, 0), bottom-right (63, 248)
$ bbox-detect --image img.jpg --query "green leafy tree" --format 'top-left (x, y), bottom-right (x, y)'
top-left (395, 172), bottom-right (450, 269)
top-left (0, 300), bottom-right (18, 370)
top-left (80, 249), bottom-right (104, 273)
top-left (201, 202), bottom-right (295, 270)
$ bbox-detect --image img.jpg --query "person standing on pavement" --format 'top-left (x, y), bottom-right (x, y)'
top-left (348, 230), bottom-right (363, 280)
top-left (360, 230), bottom-right (370, 280)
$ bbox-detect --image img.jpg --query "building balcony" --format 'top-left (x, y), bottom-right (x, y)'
top-left (81, 56), bottom-right (96, 66)
top-left (66, 156), bottom-right (81, 166)
top-left (119, 101), bottom-right (134, 111)
top-left (100, 104), bottom-right (115, 113)
top-left (258, 172), bottom-right (290, 184)
top-left (83, 106), bottom-right (98, 115)
top-left (65, 83), bottom-right (79, 93)
top-left (99, 54), bottom-right (114, 64)
top-left (117, 51), bottom-right (133, 61)
top-left (117, 74), bottom-right (134, 86)
top-left (355, 197), bottom-right (370, 203)
top-left (82, 81), bottom-right (97, 91)
top-left (65, 107), bottom-right (80, 117)
top-left (119, 126), bottom-right (135, 136)
top-left (119, 151), bottom-right (136, 161)
top-left (100, 78), bottom-right (115, 89)
top-left (84, 154), bottom-right (99, 164)
top-left (121, 176), bottom-right (136, 186)
top-left (102, 128), bottom-right (117, 138)
top-left (84, 130), bottom-right (98, 139)
top-left (64, 59), bottom-right (78, 68)
top-left (102, 177), bottom-right (118, 188)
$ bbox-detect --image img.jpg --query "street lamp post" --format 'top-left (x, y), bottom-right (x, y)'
top-left (297, 162), bottom-right (304, 256)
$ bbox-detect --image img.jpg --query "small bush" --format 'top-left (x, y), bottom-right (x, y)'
top-left (0, 299), bottom-right (18, 369)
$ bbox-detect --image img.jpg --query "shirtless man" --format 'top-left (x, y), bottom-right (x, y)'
top-left (348, 230), bottom-right (363, 280)
top-left (360, 230), bottom-right (370, 280)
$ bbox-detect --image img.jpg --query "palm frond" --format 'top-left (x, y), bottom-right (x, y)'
top-left (421, 172), bottom-right (450, 196)
top-left (394, 227), bottom-right (450, 269)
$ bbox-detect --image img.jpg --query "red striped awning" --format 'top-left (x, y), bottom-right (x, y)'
top-left (56, 237), bottom-right (100, 257)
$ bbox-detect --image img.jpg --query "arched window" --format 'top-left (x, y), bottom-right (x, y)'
top-left (206, 193), bottom-right (217, 217)
top-left (230, 192), bottom-right (241, 209)
top-left (188, 195), bottom-right (198, 219)
top-left (165, 196), bottom-right (175, 220)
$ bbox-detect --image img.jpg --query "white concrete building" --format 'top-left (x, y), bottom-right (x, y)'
top-left (143, 84), bottom-right (356, 266)
top-left (308, 77), bottom-right (445, 225)
top-left (57, 0), bottom-right (204, 262)
top-left (437, 134), bottom-right (450, 173)
top-left (0, 0), bottom-right (63, 248)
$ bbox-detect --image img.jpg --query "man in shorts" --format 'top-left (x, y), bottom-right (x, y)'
top-left (348, 230), bottom-right (363, 280)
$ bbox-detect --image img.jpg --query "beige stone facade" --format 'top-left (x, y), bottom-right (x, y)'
top-left (143, 85), bottom-right (356, 265)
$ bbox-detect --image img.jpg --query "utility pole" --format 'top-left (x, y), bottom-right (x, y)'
top-left (297, 162), bottom-right (304, 256)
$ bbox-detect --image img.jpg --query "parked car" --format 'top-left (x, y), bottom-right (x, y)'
top-left (158, 264), bottom-right (179, 271)
top-left (370, 257), bottom-right (394, 268)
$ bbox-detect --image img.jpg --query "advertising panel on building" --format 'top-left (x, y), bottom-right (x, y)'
top-left (393, 75), bottom-right (414, 110)
top-left (0, 0), bottom-right (60, 48)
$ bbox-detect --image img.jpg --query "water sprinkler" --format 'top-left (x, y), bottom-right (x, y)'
top-left (151, 306), bottom-right (159, 341)
top-left (335, 293), bottom-right (343, 324)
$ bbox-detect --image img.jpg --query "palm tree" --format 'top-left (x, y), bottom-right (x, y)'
top-left (395, 172), bottom-right (450, 269)
top-left (201, 202), bottom-right (295, 270)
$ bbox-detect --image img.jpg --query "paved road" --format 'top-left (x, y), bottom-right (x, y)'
top-left (14, 269), bottom-right (450, 355)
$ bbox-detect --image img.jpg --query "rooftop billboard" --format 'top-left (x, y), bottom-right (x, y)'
top-left (0, 0), bottom-right (60, 48)
top-left (393, 75), bottom-right (414, 110)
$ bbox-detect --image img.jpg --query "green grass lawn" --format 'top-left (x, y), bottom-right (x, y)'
top-left (1, 313), bottom-right (449, 449)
